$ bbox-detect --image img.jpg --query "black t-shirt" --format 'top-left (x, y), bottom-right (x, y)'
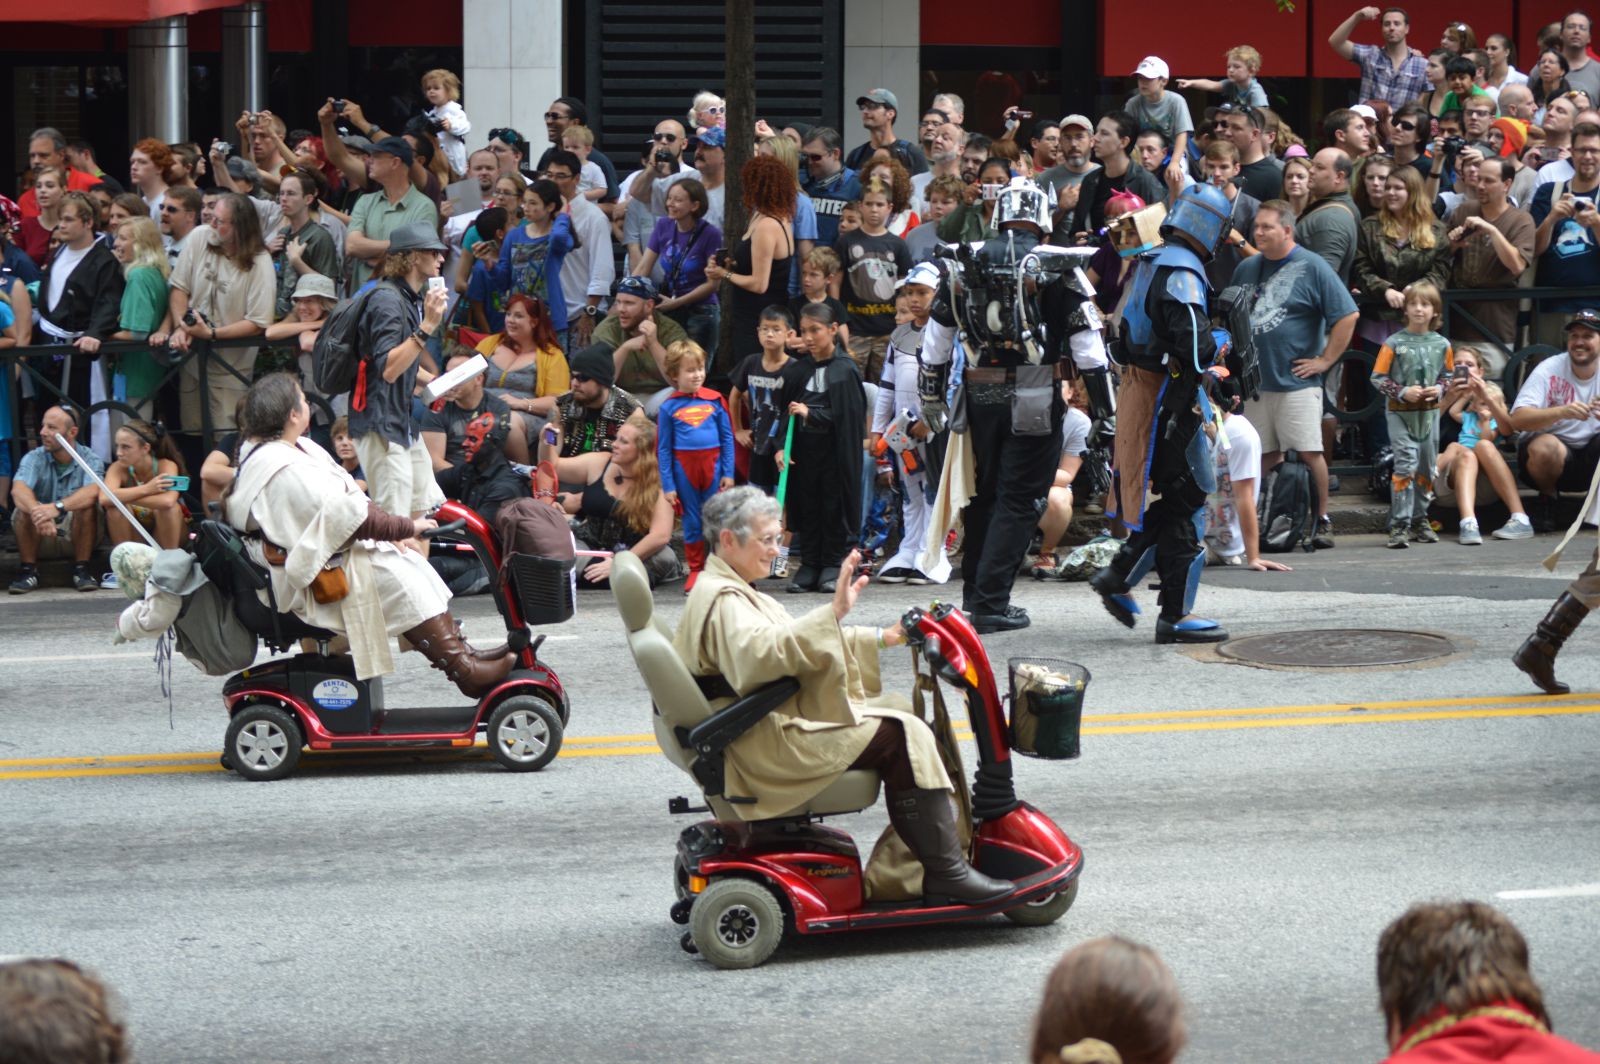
top-left (421, 391), bottom-right (514, 467)
top-left (1237, 156), bottom-right (1285, 204)
top-left (731, 352), bottom-right (810, 455)
top-left (834, 230), bottom-right (911, 337)
top-left (788, 293), bottom-right (848, 329)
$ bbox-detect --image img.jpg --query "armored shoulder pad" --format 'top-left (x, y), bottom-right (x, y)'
top-left (1164, 269), bottom-right (1207, 308)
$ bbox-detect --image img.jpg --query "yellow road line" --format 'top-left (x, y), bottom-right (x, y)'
top-left (4, 703), bottom-right (1598, 781)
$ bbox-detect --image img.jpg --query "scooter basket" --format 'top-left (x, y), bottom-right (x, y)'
top-left (1007, 658), bottom-right (1089, 760)
top-left (505, 553), bottom-right (577, 625)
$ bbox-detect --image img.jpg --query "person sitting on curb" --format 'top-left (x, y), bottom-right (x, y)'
top-left (9, 406), bottom-right (104, 593)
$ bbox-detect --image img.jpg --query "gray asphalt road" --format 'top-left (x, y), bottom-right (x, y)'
top-left (3, 533), bottom-right (1598, 1064)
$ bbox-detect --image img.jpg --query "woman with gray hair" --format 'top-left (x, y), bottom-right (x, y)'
top-left (670, 486), bottom-right (1014, 904)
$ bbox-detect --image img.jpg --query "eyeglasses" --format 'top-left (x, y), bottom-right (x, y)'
top-left (652, 132), bottom-right (680, 143)
top-left (1574, 146), bottom-right (1600, 155)
top-left (858, 102), bottom-right (887, 111)
top-left (544, 170), bottom-right (574, 181)
top-left (542, 112), bottom-right (569, 123)
top-left (751, 533), bottom-right (783, 548)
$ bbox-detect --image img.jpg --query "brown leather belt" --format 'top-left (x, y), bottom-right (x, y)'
top-left (965, 364), bottom-right (1067, 384)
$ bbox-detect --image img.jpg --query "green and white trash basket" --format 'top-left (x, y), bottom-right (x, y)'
top-left (1006, 658), bottom-right (1090, 760)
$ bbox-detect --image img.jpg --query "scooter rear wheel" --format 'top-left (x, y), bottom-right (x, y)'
top-left (225, 703), bottom-right (304, 782)
top-left (1003, 878), bottom-right (1079, 927)
top-left (688, 878), bottom-right (785, 969)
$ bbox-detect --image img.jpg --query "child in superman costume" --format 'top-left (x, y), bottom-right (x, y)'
top-left (657, 340), bottom-right (735, 590)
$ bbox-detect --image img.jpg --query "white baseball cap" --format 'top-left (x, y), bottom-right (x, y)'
top-left (1350, 103), bottom-right (1379, 122)
top-left (899, 261), bottom-right (942, 291)
top-left (1134, 56), bottom-right (1170, 80)
top-left (1058, 113), bottom-right (1094, 132)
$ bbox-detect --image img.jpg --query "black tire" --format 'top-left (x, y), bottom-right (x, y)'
top-left (688, 878), bottom-right (785, 969)
top-left (1004, 877), bottom-right (1079, 927)
top-left (486, 695), bottom-right (563, 771)
top-left (224, 703), bottom-right (303, 782)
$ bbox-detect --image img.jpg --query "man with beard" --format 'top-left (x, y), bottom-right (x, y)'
top-left (1038, 114), bottom-right (1100, 241)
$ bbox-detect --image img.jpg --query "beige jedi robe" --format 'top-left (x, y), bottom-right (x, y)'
top-left (672, 554), bottom-right (951, 821)
top-left (226, 438), bottom-right (450, 680)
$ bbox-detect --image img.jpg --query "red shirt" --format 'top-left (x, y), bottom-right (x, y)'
top-left (18, 167), bottom-right (99, 219)
top-left (1383, 1005), bottom-right (1600, 1064)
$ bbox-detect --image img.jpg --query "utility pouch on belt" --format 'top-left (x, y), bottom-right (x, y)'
top-left (1010, 364), bottom-right (1055, 436)
top-left (260, 540), bottom-right (350, 604)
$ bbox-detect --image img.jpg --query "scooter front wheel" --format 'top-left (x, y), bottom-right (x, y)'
top-left (224, 703), bottom-right (304, 782)
top-left (486, 695), bottom-right (563, 771)
top-left (688, 878), bottom-right (785, 969)
top-left (1003, 878), bottom-right (1079, 927)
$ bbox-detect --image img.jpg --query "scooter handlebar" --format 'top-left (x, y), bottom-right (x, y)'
top-left (421, 519), bottom-right (467, 539)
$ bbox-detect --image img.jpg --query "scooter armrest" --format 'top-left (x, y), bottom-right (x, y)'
top-left (680, 678), bottom-right (800, 796)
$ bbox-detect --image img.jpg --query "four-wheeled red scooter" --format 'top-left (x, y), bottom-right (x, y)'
top-left (201, 500), bottom-right (572, 781)
top-left (612, 549), bottom-right (1084, 968)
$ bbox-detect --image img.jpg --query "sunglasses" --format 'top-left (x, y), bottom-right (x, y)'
top-left (542, 112), bottom-right (570, 122)
top-left (652, 132), bottom-right (680, 143)
top-left (804, 151), bottom-right (829, 162)
top-left (1394, 119), bottom-right (1418, 131)
top-left (160, 204), bottom-right (185, 214)
top-left (488, 128), bottom-right (522, 146)
top-left (569, 373), bottom-right (592, 384)
top-left (703, 105), bottom-right (725, 116)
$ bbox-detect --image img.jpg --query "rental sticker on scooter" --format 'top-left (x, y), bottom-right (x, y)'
top-left (311, 679), bottom-right (359, 710)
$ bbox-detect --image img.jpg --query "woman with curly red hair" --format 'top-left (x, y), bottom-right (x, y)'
top-left (705, 154), bottom-right (794, 365)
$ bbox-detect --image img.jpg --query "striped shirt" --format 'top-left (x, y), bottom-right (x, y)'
top-left (1350, 43), bottom-right (1431, 111)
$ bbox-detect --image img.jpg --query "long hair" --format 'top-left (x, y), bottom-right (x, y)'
top-left (214, 192), bottom-right (266, 272)
top-left (119, 418), bottom-right (187, 474)
top-left (502, 293), bottom-right (562, 353)
top-left (1379, 165), bottom-right (1438, 249)
top-left (759, 135), bottom-right (801, 183)
top-left (615, 417), bottom-right (662, 536)
top-left (741, 155), bottom-right (796, 220)
top-left (117, 217), bottom-right (170, 280)
top-left (1029, 937), bottom-right (1186, 1064)
top-left (1351, 154), bottom-right (1392, 216)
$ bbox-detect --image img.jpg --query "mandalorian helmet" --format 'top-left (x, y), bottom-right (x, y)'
top-left (1160, 182), bottom-right (1235, 261)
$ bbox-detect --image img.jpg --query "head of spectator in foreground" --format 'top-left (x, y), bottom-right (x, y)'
top-left (486, 126), bottom-right (527, 176)
top-left (1252, 199), bottom-right (1298, 260)
top-left (544, 96), bottom-right (588, 147)
top-left (801, 127), bottom-right (845, 182)
top-left (1377, 900), bottom-right (1549, 1053)
top-left (613, 275), bottom-right (660, 331)
top-left (687, 90), bottom-right (726, 132)
top-left (1029, 936), bottom-right (1186, 1064)
top-left (379, 220), bottom-right (446, 286)
top-left (0, 957), bottom-right (129, 1064)
top-left (28, 126), bottom-right (69, 176)
top-left (209, 192), bottom-right (268, 271)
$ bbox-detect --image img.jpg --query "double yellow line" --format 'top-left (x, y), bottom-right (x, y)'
top-left (3, 692), bottom-right (1596, 782)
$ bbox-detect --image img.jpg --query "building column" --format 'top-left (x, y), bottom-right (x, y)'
top-left (842, 0), bottom-right (921, 158)
top-left (221, 2), bottom-right (268, 131)
top-left (128, 16), bottom-right (188, 143)
top-left (464, 0), bottom-right (563, 155)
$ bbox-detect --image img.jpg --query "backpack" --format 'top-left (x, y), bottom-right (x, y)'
top-left (1256, 449), bottom-right (1316, 553)
top-left (311, 281), bottom-right (393, 401)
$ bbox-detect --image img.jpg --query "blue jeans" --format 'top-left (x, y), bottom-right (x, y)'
top-left (666, 302), bottom-right (721, 359)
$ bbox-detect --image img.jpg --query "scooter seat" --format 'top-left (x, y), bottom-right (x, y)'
top-left (774, 770), bottom-right (881, 818)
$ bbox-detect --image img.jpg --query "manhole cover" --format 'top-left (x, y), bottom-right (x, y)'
top-left (1218, 629), bottom-right (1454, 668)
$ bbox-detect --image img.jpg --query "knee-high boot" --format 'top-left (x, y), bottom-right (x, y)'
top-left (887, 787), bottom-right (1014, 905)
top-left (404, 613), bottom-right (517, 699)
top-left (1513, 593), bottom-right (1591, 695)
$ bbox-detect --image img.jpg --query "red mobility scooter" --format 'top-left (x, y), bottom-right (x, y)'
top-left (611, 550), bottom-right (1085, 969)
top-left (200, 500), bottom-right (572, 781)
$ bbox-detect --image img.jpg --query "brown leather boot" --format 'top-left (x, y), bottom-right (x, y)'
top-left (1512, 593), bottom-right (1591, 695)
top-left (404, 613), bottom-right (516, 699)
top-left (452, 619), bottom-right (515, 664)
top-left (887, 787), bottom-right (1014, 905)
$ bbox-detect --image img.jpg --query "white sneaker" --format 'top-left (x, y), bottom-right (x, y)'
top-left (1492, 515), bottom-right (1535, 540)
top-left (1458, 518), bottom-right (1482, 546)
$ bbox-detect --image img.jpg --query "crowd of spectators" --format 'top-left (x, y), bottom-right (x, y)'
top-left (5, 8), bottom-right (1600, 593)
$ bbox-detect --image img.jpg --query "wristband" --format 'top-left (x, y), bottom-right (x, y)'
top-left (876, 627), bottom-right (887, 649)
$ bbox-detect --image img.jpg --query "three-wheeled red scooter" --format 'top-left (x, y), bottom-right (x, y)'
top-left (612, 547), bottom-right (1085, 969)
top-left (202, 499), bottom-right (572, 781)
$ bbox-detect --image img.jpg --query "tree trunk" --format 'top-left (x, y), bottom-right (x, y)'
top-left (716, 0), bottom-right (755, 375)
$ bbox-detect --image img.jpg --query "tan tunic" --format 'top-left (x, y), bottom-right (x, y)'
top-left (226, 438), bottom-right (450, 679)
top-left (673, 554), bottom-right (951, 820)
